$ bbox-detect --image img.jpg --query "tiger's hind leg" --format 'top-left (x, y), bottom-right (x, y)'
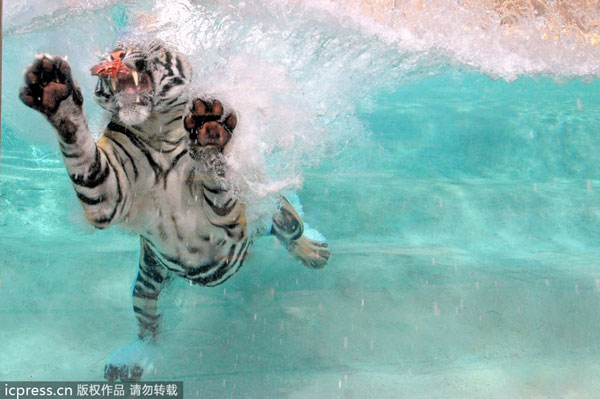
top-left (104, 238), bottom-right (172, 381)
top-left (272, 197), bottom-right (330, 269)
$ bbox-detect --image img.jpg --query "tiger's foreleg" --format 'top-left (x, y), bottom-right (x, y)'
top-left (19, 55), bottom-right (131, 228)
top-left (104, 238), bottom-right (172, 382)
top-left (271, 197), bottom-right (330, 269)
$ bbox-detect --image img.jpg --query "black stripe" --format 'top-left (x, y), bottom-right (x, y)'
top-left (76, 191), bottom-right (105, 205)
top-left (135, 274), bottom-right (158, 291)
top-left (166, 115), bottom-right (182, 126)
top-left (164, 51), bottom-right (173, 71)
top-left (186, 169), bottom-right (196, 198)
top-left (138, 266), bottom-right (164, 286)
top-left (61, 150), bottom-right (81, 159)
top-left (189, 244), bottom-right (238, 284)
top-left (105, 136), bottom-right (139, 180)
top-left (163, 263), bottom-right (185, 274)
top-left (141, 242), bottom-right (168, 284)
top-left (163, 97), bottom-right (178, 106)
top-left (207, 215), bottom-right (244, 240)
top-left (185, 253), bottom-right (229, 278)
top-left (108, 122), bottom-right (162, 181)
top-left (91, 157), bottom-right (122, 226)
top-left (95, 80), bottom-right (111, 98)
top-left (156, 251), bottom-right (188, 272)
top-left (133, 285), bottom-right (159, 300)
top-left (211, 244), bottom-right (251, 286)
top-left (153, 56), bottom-right (173, 74)
top-left (100, 155), bottom-right (123, 221)
top-left (171, 215), bottom-right (184, 241)
top-left (205, 240), bottom-right (250, 287)
top-left (203, 183), bottom-right (227, 194)
top-left (157, 223), bottom-right (168, 241)
top-left (227, 222), bottom-right (246, 240)
top-left (207, 217), bottom-right (238, 230)
top-left (219, 214), bottom-right (241, 229)
top-left (175, 56), bottom-right (185, 78)
top-left (59, 143), bottom-right (81, 158)
top-left (136, 317), bottom-right (158, 333)
top-left (203, 194), bottom-right (237, 217)
top-left (133, 306), bottom-right (160, 321)
top-left (150, 42), bottom-right (163, 52)
top-left (273, 207), bottom-right (302, 240)
top-left (83, 147), bottom-right (103, 180)
top-left (161, 146), bottom-right (180, 154)
top-left (161, 136), bottom-right (184, 152)
top-left (157, 102), bottom-right (187, 114)
top-left (69, 148), bottom-right (110, 188)
top-left (160, 74), bottom-right (172, 84)
top-left (159, 77), bottom-right (184, 96)
top-left (163, 97), bottom-right (186, 107)
top-left (164, 136), bottom-right (183, 146)
top-left (143, 239), bottom-right (186, 273)
top-left (109, 147), bottom-right (128, 186)
top-left (163, 150), bottom-right (188, 189)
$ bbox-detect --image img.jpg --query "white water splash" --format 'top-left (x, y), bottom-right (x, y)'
top-left (5, 0), bottom-right (600, 223)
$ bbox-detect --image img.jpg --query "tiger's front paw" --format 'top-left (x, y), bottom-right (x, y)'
top-left (184, 99), bottom-right (237, 158)
top-left (19, 54), bottom-right (83, 116)
top-left (104, 340), bottom-right (155, 382)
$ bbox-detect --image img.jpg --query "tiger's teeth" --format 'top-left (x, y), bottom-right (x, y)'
top-left (110, 78), bottom-right (117, 91)
top-left (136, 95), bottom-right (140, 103)
top-left (131, 70), bottom-right (139, 86)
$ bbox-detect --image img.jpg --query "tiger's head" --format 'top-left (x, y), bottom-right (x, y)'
top-left (91, 39), bottom-right (192, 126)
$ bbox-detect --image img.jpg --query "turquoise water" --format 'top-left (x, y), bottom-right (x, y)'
top-left (2, 1), bottom-right (600, 398)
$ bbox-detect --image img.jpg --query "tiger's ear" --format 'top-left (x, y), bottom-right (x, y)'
top-left (224, 113), bottom-right (237, 132)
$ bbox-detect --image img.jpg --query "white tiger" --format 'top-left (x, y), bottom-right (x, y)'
top-left (19, 39), bottom-right (330, 381)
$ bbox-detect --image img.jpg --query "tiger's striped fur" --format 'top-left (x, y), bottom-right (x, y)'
top-left (19, 39), bottom-right (330, 381)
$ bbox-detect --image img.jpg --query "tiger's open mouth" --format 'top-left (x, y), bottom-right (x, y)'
top-left (92, 68), bottom-right (153, 103)
top-left (91, 51), bottom-right (153, 105)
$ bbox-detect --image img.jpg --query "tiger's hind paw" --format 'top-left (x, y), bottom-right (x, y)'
top-left (290, 235), bottom-right (330, 269)
top-left (104, 363), bottom-right (144, 382)
top-left (104, 340), bottom-right (155, 381)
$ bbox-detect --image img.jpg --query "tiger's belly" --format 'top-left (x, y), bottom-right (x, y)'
top-left (125, 183), bottom-right (251, 286)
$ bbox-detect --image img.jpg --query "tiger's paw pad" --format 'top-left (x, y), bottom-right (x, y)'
top-left (104, 340), bottom-right (155, 382)
top-left (19, 55), bottom-right (82, 116)
top-left (184, 99), bottom-right (237, 154)
top-left (291, 235), bottom-right (330, 269)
